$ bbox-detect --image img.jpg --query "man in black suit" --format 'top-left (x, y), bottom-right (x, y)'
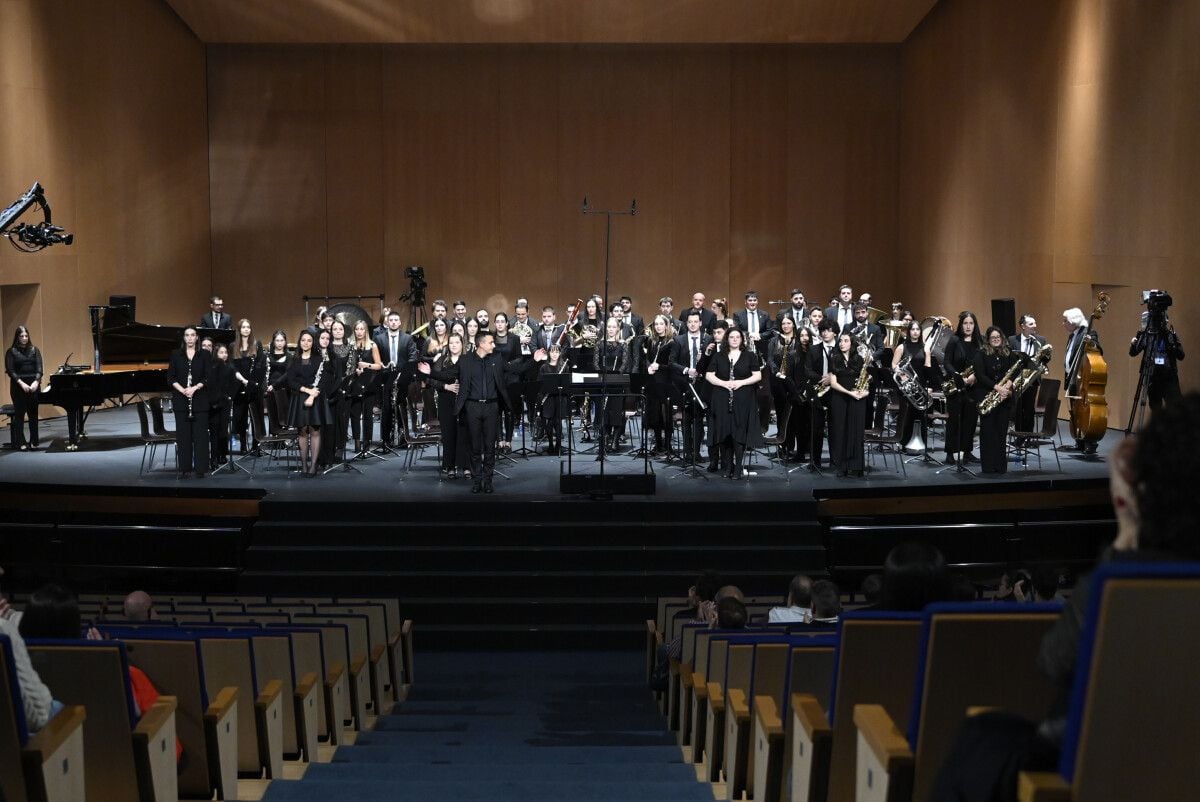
top-left (672, 313), bottom-right (714, 462)
top-left (456, 332), bottom-right (511, 493)
top-left (200, 296), bottom-right (233, 330)
top-left (373, 310), bottom-right (419, 446)
top-left (825, 285), bottom-right (856, 334)
top-left (733, 290), bottom-right (774, 431)
top-left (776, 288), bottom-right (808, 330)
top-left (533, 305), bottom-right (565, 354)
top-left (1008, 314), bottom-right (1048, 432)
top-left (847, 303), bottom-right (887, 428)
top-left (619, 296), bottom-right (643, 334)
top-left (686, 292), bottom-right (717, 333)
top-left (804, 320), bottom-right (839, 467)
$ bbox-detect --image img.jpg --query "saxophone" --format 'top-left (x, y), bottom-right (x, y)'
top-left (978, 357), bottom-right (1024, 416)
top-left (853, 352), bottom-right (872, 393)
top-left (305, 351), bottom-right (326, 407)
top-left (775, 336), bottom-right (792, 380)
top-left (1011, 342), bottom-right (1053, 398)
top-left (942, 366), bottom-right (975, 397)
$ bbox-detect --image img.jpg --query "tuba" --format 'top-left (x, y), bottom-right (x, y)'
top-left (1012, 342), bottom-right (1053, 398)
top-left (893, 355), bottom-right (934, 411)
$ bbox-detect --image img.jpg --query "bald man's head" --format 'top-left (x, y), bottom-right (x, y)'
top-left (123, 591), bottom-right (154, 621)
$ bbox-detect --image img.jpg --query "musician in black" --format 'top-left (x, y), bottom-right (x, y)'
top-left (349, 319), bottom-right (384, 453)
top-left (592, 318), bottom-right (632, 452)
top-left (804, 319), bottom-right (839, 468)
top-left (264, 330), bottom-right (291, 435)
top-left (5, 326), bottom-right (42, 450)
top-left (642, 314), bottom-right (680, 455)
top-left (847, 303), bottom-right (886, 430)
top-left (673, 313), bottom-right (713, 463)
top-left (943, 311), bottom-right (983, 463)
top-left (537, 345), bottom-right (570, 455)
top-left (765, 315), bottom-right (804, 462)
top-left (973, 326), bottom-right (1022, 475)
top-left (324, 323), bottom-right (355, 465)
top-left (455, 331), bottom-right (510, 494)
top-left (287, 329), bottom-right (335, 477)
top-left (373, 311), bottom-right (419, 447)
top-left (492, 313), bottom-right (525, 452)
top-left (1008, 314), bottom-right (1047, 434)
top-left (199, 296), bottom-right (232, 330)
top-left (828, 333), bottom-right (870, 478)
top-left (776, 289), bottom-right (807, 330)
top-left (619, 296), bottom-right (643, 333)
top-left (892, 319), bottom-right (933, 447)
top-left (735, 290), bottom-right (775, 433)
top-left (1062, 307), bottom-right (1103, 453)
top-left (167, 326), bottom-right (212, 478)
top-left (417, 332), bottom-right (471, 477)
top-left (231, 319), bottom-right (266, 454)
top-left (207, 343), bottom-right (237, 469)
top-left (705, 328), bottom-right (763, 479)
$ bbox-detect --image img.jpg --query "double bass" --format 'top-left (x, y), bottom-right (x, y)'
top-left (1067, 292), bottom-right (1110, 444)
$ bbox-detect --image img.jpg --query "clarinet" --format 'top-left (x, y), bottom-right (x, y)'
top-left (305, 352), bottom-right (326, 407)
top-left (185, 357), bottom-right (195, 420)
top-left (727, 353), bottom-right (736, 413)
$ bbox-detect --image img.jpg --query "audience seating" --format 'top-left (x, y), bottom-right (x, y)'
top-left (1018, 562), bottom-right (1200, 802)
top-left (26, 639), bottom-right (178, 802)
top-left (0, 635), bottom-right (87, 802)
top-left (854, 603), bottom-right (1061, 802)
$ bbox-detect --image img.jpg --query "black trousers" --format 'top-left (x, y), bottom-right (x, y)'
top-left (349, 392), bottom-right (375, 446)
top-left (233, 391), bottom-right (266, 448)
top-left (947, 393), bottom-right (980, 453)
top-left (208, 404), bottom-right (231, 466)
top-left (465, 399), bottom-right (500, 481)
top-left (681, 393), bottom-right (706, 458)
top-left (979, 399), bottom-right (1012, 473)
top-left (265, 387), bottom-right (289, 434)
top-left (380, 369), bottom-right (401, 442)
top-left (810, 396), bottom-right (831, 465)
top-left (436, 390), bottom-right (470, 470)
top-left (8, 379), bottom-right (38, 446)
top-left (175, 409), bottom-right (210, 473)
top-left (1012, 380), bottom-right (1038, 433)
top-left (1147, 370), bottom-right (1181, 410)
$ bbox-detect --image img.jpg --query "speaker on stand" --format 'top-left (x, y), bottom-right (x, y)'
top-left (991, 298), bottom-right (1016, 336)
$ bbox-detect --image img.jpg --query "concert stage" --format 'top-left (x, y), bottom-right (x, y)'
top-left (1, 405), bottom-right (1117, 647)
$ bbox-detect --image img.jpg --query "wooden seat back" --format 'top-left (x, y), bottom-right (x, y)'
top-left (26, 641), bottom-right (140, 802)
top-left (909, 603), bottom-right (1060, 802)
top-left (825, 612), bottom-right (923, 802)
top-left (197, 633), bottom-right (262, 773)
top-left (1058, 565), bottom-right (1200, 802)
top-left (0, 633), bottom-right (31, 802)
top-left (250, 633), bottom-right (298, 756)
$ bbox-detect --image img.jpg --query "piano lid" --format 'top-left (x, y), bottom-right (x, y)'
top-left (93, 306), bottom-right (235, 366)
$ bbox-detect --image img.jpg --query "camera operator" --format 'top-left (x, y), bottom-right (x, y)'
top-left (1130, 290), bottom-right (1184, 411)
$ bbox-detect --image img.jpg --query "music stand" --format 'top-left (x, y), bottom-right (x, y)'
top-left (211, 404), bottom-right (250, 476)
top-left (509, 380), bottom-right (542, 457)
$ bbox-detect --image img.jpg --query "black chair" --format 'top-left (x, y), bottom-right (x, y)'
top-left (401, 418), bottom-right (441, 479)
top-left (1009, 395), bottom-right (1063, 472)
top-left (864, 400), bottom-right (910, 477)
top-left (135, 399), bottom-right (176, 475)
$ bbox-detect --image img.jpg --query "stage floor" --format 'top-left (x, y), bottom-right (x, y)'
top-left (0, 404), bottom-right (1114, 504)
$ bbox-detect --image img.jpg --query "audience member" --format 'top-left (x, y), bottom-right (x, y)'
top-left (768, 574), bottom-right (813, 622)
top-left (652, 570), bottom-right (722, 690)
top-left (123, 590), bottom-right (154, 621)
top-left (878, 541), bottom-right (953, 611)
top-left (1028, 566), bottom-right (1060, 602)
top-left (929, 393), bottom-right (1200, 802)
top-left (950, 573), bottom-right (979, 601)
top-left (995, 569), bottom-right (1033, 602)
top-left (808, 580), bottom-right (842, 624)
top-left (0, 573), bottom-right (55, 732)
top-left (716, 596), bottom-right (748, 629)
top-left (860, 573), bottom-right (882, 607)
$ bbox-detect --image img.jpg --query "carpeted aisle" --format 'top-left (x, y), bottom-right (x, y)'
top-left (260, 650), bottom-right (710, 801)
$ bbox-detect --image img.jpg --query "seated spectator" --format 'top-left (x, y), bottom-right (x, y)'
top-left (929, 393), bottom-right (1200, 802)
top-left (1028, 566), bottom-right (1060, 602)
top-left (879, 541), bottom-right (953, 611)
top-left (950, 573), bottom-right (979, 602)
top-left (768, 574), bottom-right (814, 622)
top-left (808, 580), bottom-right (842, 624)
top-left (0, 583), bottom-right (54, 732)
top-left (652, 570), bottom-right (722, 690)
top-left (714, 585), bottom-right (744, 605)
top-left (716, 596), bottom-right (748, 629)
top-left (995, 569), bottom-right (1033, 602)
top-left (123, 590), bottom-right (154, 621)
top-left (860, 573), bottom-right (883, 608)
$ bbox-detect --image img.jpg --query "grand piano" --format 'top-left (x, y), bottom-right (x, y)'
top-left (41, 305), bottom-right (235, 448)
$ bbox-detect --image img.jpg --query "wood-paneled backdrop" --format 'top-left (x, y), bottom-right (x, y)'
top-left (900, 0), bottom-right (1199, 425)
top-left (207, 44), bottom-right (901, 341)
top-left (0, 0), bottom-right (210, 406)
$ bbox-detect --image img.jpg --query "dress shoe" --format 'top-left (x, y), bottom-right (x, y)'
top-left (964, 453), bottom-right (979, 463)
top-left (471, 482), bottom-right (482, 494)
top-left (483, 481), bottom-right (494, 494)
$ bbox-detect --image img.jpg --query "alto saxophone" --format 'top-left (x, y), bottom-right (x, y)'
top-left (853, 353), bottom-right (872, 393)
top-left (978, 358), bottom-right (1024, 416)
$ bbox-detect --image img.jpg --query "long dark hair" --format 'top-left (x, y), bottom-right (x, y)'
top-left (981, 325), bottom-right (1011, 357)
top-left (269, 329), bottom-right (288, 355)
top-left (19, 584), bottom-right (82, 639)
top-left (10, 325), bottom-right (33, 352)
top-left (955, 311), bottom-right (979, 340)
top-left (179, 326), bottom-right (199, 353)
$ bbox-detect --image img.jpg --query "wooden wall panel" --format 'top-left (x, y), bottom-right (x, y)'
top-left (0, 0), bottom-right (209, 407)
top-left (899, 0), bottom-right (1200, 428)
top-left (207, 44), bottom-right (900, 333)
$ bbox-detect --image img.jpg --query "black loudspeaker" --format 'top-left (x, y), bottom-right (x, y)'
top-left (991, 298), bottom-right (1016, 336)
top-left (109, 295), bottom-right (136, 326)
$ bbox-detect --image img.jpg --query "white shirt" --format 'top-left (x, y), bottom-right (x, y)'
top-left (767, 606), bottom-right (810, 623)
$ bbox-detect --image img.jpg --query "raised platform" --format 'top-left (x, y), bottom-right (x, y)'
top-left (0, 405), bottom-right (1116, 647)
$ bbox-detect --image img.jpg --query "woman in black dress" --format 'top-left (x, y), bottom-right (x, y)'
top-left (167, 326), bottom-right (212, 477)
top-left (231, 318), bottom-right (266, 454)
top-left (492, 312), bottom-right (523, 453)
top-left (5, 326), bottom-right (42, 450)
top-left (592, 317), bottom-right (632, 452)
top-left (973, 326), bottom-right (1022, 474)
top-left (828, 333), bottom-right (871, 477)
top-left (705, 328), bottom-right (763, 479)
top-left (263, 330), bottom-right (291, 434)
top-left (891, 319), bottom-right (933, 446)
top-left (790, 327), bottom-right (814, 462)
top-left (537, 345), bottom-right (571, 455)
top-left (286, 329), bottom-right (335, 476)
top-left (322, 322), bottom-right (355, 465)
top-left (349, 319), bottom-right (383, 453)
top-left (642, 314), bottom-right (680, 455)
top-left (766, 315), bottom-right (805, 461)
top-left (942, 311), bottom-right (982, 463)
top-left (207, 343), bottom-right (237, 469)
top-left (417, 332), bottom-right (471, 477)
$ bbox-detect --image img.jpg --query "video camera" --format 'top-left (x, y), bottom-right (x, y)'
top-left (1141, 289), bottom-right (1172, 335)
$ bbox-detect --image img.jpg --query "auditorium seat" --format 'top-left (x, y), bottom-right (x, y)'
top-left (854, 603), bottom-right (1061, 802)
top-left (0, 635), bottom-right (87, 802)
top-left (293, 614), bottom-right (374, 729)
top-left (785, 611), bottom-right (923, 802)
top-left (26, 639), bottom-right (178, 802)
top-left (320, 603), bottom-right (396, 714)
top-left (1018, 563), bottom-right (1200, 802)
